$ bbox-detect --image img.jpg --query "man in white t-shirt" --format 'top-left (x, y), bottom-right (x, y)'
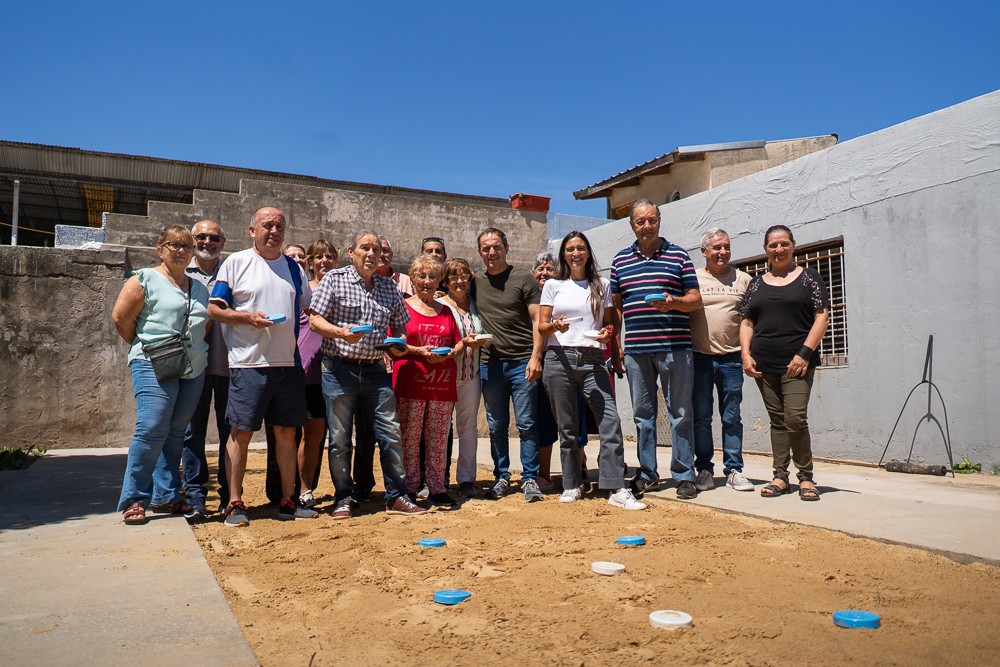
top-left (208, 206), bottom-right (317, 526)
top-left (688, 228), bottom-right (754, 493)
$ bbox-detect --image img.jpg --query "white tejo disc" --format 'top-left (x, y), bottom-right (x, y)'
top-left (649, 609), bottom-right (693, 630)
top-left (591, 561), bottom-right (625, 576)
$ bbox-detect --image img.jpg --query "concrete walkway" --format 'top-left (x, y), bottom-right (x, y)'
top-left (0, 449), bottom-right (258, 667)
top-left (1, 440), bottom-right (997, 666)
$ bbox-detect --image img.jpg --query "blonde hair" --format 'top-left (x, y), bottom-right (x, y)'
top-left (408, 255), bottom-right (444, 282)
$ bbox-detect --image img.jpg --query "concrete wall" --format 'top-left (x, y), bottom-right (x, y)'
top-left (708, 136), bottom-right (838, 188)
top-left (588, 90), bottom-right (1000, 468)
top-left (104, 178), bottom-right (549, 270)
top-left (1, 246), bottom-right (137, 449)
top-left (608, 160), bottom-right (710, 215)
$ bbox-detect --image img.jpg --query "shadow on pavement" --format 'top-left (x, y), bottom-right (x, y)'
top-left (0, 454), bottom-right (125, 531)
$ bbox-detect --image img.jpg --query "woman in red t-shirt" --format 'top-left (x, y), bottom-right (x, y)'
top-left (393, 256), bottom-right (464, 507)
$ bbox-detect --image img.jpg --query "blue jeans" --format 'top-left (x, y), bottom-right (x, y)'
top-left (321, 356), bottom-right (407, 503)
top-left (693, 352), bottom-right (745, 475)
top-left (181, 373), bottom-right (230, 506)
top-left (624, 350), bottom-right (695, 484)
top-left (480, 358), bottom-right (540, 481)
top-left (118, 360), bottom-right (205, 511)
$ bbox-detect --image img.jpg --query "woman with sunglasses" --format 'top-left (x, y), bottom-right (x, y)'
top-left (112, 225), bottom-right (210, 525)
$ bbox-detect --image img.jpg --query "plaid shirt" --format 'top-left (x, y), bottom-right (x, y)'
top-left (309, 265), bottom-right (410, 361)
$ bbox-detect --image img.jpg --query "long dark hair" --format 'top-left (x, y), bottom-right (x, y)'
top-left (555, 231), bottom-right (604, 322)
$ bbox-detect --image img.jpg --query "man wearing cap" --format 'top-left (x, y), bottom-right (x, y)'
top-left (611, 199), bottom-right (702, 500)
top-left (207, 206), bottom-right (317, 527)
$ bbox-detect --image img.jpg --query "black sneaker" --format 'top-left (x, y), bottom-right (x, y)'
top-left (184, 502), bottom-right (207, 522)
top-left (427, 492), bottom-right (457, 507)
top-left (353, 488), bottom-right (372, 504)
top-left (484, 478), bottom-right (510, 500)
top-left (630, 476), bottom-right (648, 497)
top-left (223, 501), bottom-right (250, 528)
top-left (676, 480), bottom-right (698, 500)
top-left (458, 482), bottom-right (477, 499)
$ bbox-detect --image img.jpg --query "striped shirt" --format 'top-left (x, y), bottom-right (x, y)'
top-left (610, 238), bottom-right (700, 353)
top-left (309, 265), bottom-right (410, 361)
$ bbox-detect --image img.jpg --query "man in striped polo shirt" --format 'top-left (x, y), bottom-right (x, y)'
top-left (611, 200), bottom-right (703, 500)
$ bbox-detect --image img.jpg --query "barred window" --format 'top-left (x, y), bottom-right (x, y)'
top-left (735, 237), bottom-right (848, 367)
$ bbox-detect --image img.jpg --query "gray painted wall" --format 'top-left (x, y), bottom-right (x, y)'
top-left (588, 90), bottom-right (1000, 468)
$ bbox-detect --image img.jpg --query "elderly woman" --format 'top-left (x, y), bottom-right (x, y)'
top-left (539, 231), bottom-right (644, 509)
top-left (393, 256), bottom-right (465, 507)
top-left (112, 225), bottom-right (210, 525)
top-left (295, 239), bottom-right (339, 508)
top-left (436, 258), bottom-right (488, 498)
top-left (739, 225), bottom-right (829, 501)
top-left (532, 251), bottom-right (559, 489)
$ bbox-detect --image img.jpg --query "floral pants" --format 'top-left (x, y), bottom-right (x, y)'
top-left (397, 398), bottom-right (455, 495)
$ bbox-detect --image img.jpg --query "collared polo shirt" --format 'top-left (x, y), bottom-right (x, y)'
top-left (610, 238), bottom-right (700, 354)
top-left (186, 258), bottom-right (229, 376)
top-left (309, 265), bottom-right (410, 361)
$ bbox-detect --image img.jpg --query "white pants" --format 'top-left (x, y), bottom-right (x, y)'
top-left (454, 378), bottom-right (482, 484)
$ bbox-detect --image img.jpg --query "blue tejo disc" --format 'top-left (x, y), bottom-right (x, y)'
top-left (418, 538), bottom-right (446, 548)
top-left (617, 535), bottom-right (646, 546)
top-left (644, 293), bottom-right (665, 304)
top-left (434, 589), bottom-right (471, 605)
top-left (430, 347), bottom-right (452, 355)
top-left (833, 610), bottom-right (881, 629)
top-left (350, 325), bottom-right (373, 334)
top-left (265, 313), bottom-right (287, 324)
top-left (384, 337), bottom-right (406, 346)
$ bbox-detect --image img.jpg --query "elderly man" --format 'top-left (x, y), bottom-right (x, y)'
top-left (178, 220), bottom-right (228, 519)
top-left (689, 228), bottom-right (754, 492)
top-left (611, 199), bottom-right (703, 500)
top-left (208, 207), bottom-right (317, 526)
top-left (421, 236), bottom-right (447, 263)
top-left (473, 227), bottom-right (545, 502)
top-left (376, 236), bottom-right (413, 298)
top-left (309, 229), bottom-right (427, 518)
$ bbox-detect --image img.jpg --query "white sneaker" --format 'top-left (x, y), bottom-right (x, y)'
top-left (299, 489), bottom-right (316, 508)
top-left (608, 488), bottom-right (647, 510)
top-left (726, 470), bottom-right (754, 491)
top-left (694, 470), bottom-right (715, 491)
top-left (559, 485), bottom-right (586, 503)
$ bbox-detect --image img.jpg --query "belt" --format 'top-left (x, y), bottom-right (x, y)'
top-left (324, 355), bottom-right (381, 367)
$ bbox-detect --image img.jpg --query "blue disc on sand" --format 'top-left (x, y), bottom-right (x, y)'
top-left (644, 293), bottom-right (665, 304)
top-left (617, 535), bottom-right (646, 546)
top-left (833, 610), bottom-right (881, 629)
top-left (418, 538), bottom-right (446, 548)
top-left (434, 589), bottom-right (471, 605)
top-left (350, 325), bottom-right (373, 334)
top-left (265, 313), bottom-right (287, 324)
top-left (430, 347), bottom-right (452, 355)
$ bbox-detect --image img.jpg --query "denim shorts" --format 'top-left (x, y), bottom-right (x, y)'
top-left (226, 366), bottom-right (308, 431)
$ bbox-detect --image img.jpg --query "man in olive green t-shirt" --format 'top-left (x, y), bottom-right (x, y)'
top-left (472, 228), bottom-right (545, 502)
top-left (688, 228), bottom-right (754, 493)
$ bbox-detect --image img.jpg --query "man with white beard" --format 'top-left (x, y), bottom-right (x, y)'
top-left (178, 219), bottom-right (229, 520)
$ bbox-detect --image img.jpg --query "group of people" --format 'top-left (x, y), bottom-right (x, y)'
top-left (112, 199), bottom-right (829, 528)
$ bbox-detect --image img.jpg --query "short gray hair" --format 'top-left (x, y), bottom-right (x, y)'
top-left (191, 219), bottom-right (225, 239)
top-left (629, 199), bottom-right (660, 223)
top-left (349, 229), bottom-right (381, 250)
top-left (533, 251), bottom-right (555, 270)
top-left (700, 228), bottom-right (730, 249)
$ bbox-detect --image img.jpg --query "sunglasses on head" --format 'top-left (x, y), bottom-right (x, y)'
top-left (194, 234), bottom-right (222, 243)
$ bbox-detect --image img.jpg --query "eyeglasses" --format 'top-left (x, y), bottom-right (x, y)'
top-left (194, 234), bottom-right (222, 243)
top-left (163, 242), bottom-right (195, 253)
top-left (447, 274), bottom-right (471, 283)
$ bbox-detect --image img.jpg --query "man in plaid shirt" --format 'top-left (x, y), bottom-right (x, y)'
top-left (309, 229), bottom-right (427, 517)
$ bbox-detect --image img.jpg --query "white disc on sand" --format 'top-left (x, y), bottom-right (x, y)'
top-left (591, 561), bottom-right (625, 576)
top-left (649, 609), bottom-right (693, 630)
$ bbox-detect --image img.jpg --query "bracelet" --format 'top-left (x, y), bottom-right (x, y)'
top-left (797, 345), bottom-right (813, 359)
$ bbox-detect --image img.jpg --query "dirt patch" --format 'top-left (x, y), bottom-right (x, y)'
top-left (194, 452), bottom-right (1000, 666)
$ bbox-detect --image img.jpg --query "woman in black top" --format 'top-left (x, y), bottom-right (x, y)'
top-left (739, 225), bottom-right (829, 500)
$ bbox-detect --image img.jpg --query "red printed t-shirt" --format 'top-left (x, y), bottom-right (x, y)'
top-left (392, 302), bottom-right (460, 402)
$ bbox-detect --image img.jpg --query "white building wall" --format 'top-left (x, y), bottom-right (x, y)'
top-left (589, 90), bottom-right (1000, 467)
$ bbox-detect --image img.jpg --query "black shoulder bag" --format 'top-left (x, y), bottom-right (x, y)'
top-left (141, 281), bottom-right (194, 382)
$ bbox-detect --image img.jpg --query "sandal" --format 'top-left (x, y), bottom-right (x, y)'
top-left (150, 499), bottom-right (193, 514)
top-left (123, 502), bottom-right (146, 525)
top-left (760, 480), bottom-right (791, 498)
top-left (798, 483), bottom-right (820, 501)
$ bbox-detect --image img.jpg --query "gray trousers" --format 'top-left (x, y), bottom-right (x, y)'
top-left (755, 369), bottom-right (815, 483)
top-left (542, 347), bottom-right (626, 490)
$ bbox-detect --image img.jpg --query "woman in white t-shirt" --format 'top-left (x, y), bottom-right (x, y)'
top-left (538, 232), bottom-right (645, 510)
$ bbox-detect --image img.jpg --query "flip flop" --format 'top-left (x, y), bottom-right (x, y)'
top-left (760, 482), bottom-right (791, 498)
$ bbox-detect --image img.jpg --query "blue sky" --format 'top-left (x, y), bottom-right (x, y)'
top-left (3, 1), bottom-right (998, 217)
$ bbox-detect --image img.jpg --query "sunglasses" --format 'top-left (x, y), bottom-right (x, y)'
top-left (422, 236), bottom-right (445, 245)
top-left (194, 234), bottom-right (223, 243)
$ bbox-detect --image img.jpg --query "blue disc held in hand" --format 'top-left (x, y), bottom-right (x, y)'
top-left (617, 535), bottom-right (646, 546)
top-left (434, 589), bottom-right (471, 605)
top-left (430, 347), bottom-right (452, 355)
top-left (384, 336), bottom-right (406, 347)
top-left (265, 313), bottom-right (287, 324)
top-left (833, 610), bottom-right (881, 629)
top-left (418, 538), bottom-right (446, 548)
top-left (644, 294), bottom-right (665, 304)
top-left (350, 325), bottom-right (373, 334)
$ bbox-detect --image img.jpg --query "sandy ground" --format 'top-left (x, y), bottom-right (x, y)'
top-left (193, 451), bottom-right (1000, 667)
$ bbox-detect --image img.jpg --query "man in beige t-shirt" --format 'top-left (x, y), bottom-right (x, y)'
top-left (689, 228), bottom-right (754, 493)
